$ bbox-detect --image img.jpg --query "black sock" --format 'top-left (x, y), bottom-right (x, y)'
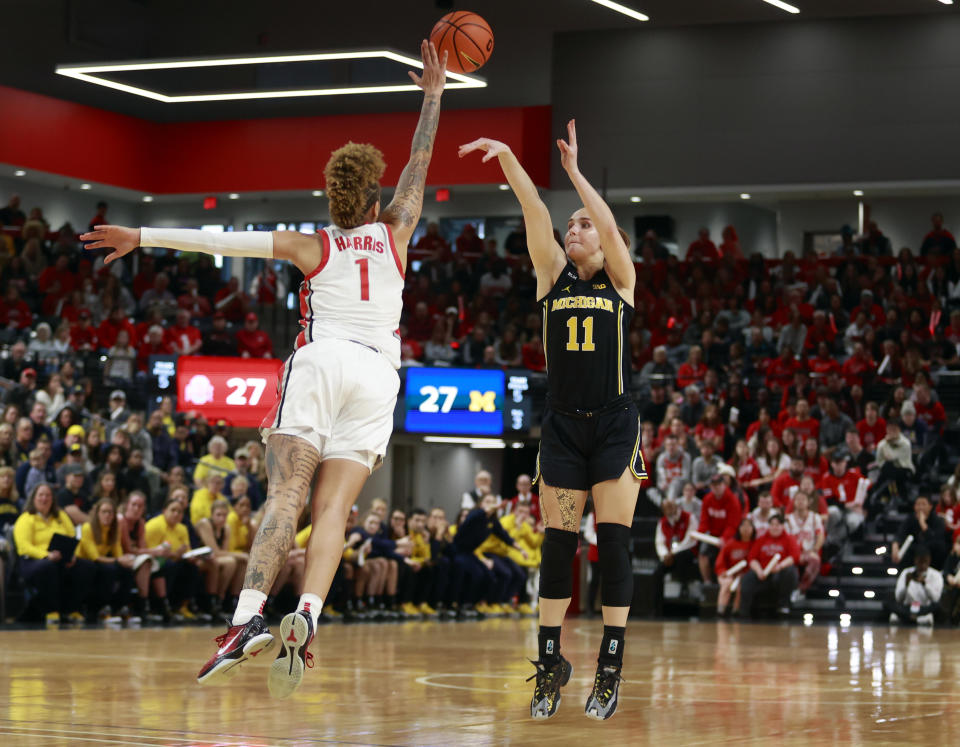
top-left (538, 625), bottom-right (562, 663)
top-left (598, 625), bottom-right (625, 667)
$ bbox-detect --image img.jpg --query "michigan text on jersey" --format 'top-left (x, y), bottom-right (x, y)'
top-left (550, 296), bottom-right (615, 312)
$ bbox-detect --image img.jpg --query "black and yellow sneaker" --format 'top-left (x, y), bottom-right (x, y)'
top-left (528, 655), bottom-right (572, 720)
top-left (267, 610), bottom-right (315, 699)
top-left (584, 662), bottom-right (623, 721)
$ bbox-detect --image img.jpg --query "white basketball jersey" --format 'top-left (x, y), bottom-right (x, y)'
top-left (296, 222), bottom-right (404, 368)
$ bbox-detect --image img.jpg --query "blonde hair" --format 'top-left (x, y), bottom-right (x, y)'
top-left (324, 143), bottom-right (385, 229)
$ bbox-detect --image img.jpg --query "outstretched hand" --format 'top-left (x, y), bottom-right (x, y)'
top-left (458, 137), bottom-right (511, 163)
top-left (79, 225), bottom-right (140, 264)
top-left (409, 39), bottom-right (447, 96)
top-left (556, 119), bottom-right (579, 173)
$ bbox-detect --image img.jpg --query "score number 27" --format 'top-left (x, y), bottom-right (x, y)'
top-left (419, 386), bottom-right (497, 413)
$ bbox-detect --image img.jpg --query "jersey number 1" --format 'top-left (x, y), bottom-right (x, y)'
top-left (566, 316), bottom-right (596, 352)
top-left (355, 258), bottom-right (370, 301)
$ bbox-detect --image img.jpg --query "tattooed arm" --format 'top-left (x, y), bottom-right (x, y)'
top-left (379, 39), bottom-right (447, 265)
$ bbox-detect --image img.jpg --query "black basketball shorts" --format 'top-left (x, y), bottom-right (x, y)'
top-left (534, 399), bottom-right (648, 492)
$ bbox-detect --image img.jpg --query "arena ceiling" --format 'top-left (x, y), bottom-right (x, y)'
top-left (1, 0), bottom-right (954, 122)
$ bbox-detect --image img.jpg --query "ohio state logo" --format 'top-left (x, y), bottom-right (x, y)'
top-left (184, 375), bottom-right (215, 405)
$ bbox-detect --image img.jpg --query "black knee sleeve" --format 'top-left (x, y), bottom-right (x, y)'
top-left (538, 528), bottom-right (579, 599)
top-left (597, 523), bottom-right (633, 607)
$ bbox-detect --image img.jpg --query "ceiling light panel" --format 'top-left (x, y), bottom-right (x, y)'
top-left (56, 49), bottom-right (485, 103)
top-left (589, 0), bottom-right (649, 22)
top-left (762, 0), bottom-right (801, 13)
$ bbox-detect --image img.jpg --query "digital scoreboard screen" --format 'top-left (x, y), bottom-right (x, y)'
top-left (404, 367), bottom-right (505, 436)
top-left (177, 356), bottom-right (284, 428)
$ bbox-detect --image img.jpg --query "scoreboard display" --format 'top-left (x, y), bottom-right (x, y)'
top-left (404, 368), bottom-right (505, 436)
top-left (177, 356), bottom-right (283, 427)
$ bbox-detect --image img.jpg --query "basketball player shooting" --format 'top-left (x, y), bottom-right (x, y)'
top-left (460, 120), bottom-right (645, 721)
top-left (81, 39), bottom-right (447, 699)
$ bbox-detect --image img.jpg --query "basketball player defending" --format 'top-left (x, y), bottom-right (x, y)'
top-left (81, 40), bottom-right (447, 699)
top-left (460, 121), bottom-right (645, 721)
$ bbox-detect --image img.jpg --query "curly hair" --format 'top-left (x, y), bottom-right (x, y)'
top-left (324, 143), bottom-right (386, 229)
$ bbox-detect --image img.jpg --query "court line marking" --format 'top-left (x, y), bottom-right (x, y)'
top-left (0, 730), bottom-right (172, 747)
top-left (414, 673), bottom-right (958, 706)
top-left (0, 724), bottom-right (277, 746)
top-left (0, 720), bottom-right (408, 747)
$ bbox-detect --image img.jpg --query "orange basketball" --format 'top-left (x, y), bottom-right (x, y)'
top-left (429, 11), bottom-right (494, 75)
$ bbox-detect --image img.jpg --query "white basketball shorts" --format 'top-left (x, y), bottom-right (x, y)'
top-left (260, 338), bottom-right (400, 471)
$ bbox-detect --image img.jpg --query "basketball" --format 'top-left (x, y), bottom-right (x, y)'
top-left (429, 11), bottom-right (494, 74)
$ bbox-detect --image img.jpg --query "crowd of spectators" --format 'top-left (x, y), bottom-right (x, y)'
top-left (2, 192), bottom-right (960, 626)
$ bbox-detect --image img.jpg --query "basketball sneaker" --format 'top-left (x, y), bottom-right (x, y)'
top-left (196, 615), bottom-right (275, 686)
top-left (268, 610), bottom-right (315, 699)
top-left (528, 655), bottom-right (572, 720)
top-left (584, 662), bottom-right (623, 721)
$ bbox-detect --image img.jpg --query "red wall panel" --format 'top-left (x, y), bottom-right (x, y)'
top-left (0, 85), bottom-right (550, 192)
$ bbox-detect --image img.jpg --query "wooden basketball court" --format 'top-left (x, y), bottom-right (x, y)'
top-left (0, 619), bottom-right (956, 745)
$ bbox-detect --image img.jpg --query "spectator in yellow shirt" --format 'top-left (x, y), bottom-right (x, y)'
top-left (190, 472), bottom-right (227, 526)
top-left (78, 497), bottom-right (149, 620)
top-left (227, 494), bottom-right (254, 552)
top-left (192, 435), bottom-right (235, 487)
top-left (195, 499), bottom-right (247, 615)
top-left (13, 483), bottom-right (95, 625)
top-left (145, 494), bottom-right (208, 621)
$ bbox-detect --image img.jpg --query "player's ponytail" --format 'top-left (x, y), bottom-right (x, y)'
top-left (324, 143), bottom-right (386, 229)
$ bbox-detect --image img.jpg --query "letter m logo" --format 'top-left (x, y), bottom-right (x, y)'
top-left (468, 390), bottom-right (497, 412)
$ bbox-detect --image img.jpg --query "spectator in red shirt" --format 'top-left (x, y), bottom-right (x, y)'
top-left (132, 254), bottom-right (156, 298)
top-left (819, 450), bottom-right (869, 545)
top-left (413, 222), bottom-right (450, 259)
top-left (801, 437), bottom-right (828, 481)
top-left (87, 200), bottom-right (108, 232)
top-left (236, 312), bottom-right (273, 359)
top-left (805, 310), bottom-right (837, 353)
top-left (251, 264), bottom-right (279, 305)
top-left (520, 335), bottom-right (546, 372)
top-left (653, 497), bottom-right (699, 616)
top-left (70, 309), bottom-right (98, 352)
top-left (841, 342), bottom-right (875, 387)
top-left (214, 277), bottom-right (250, 323)
top-left (676, 345), bottom-right (707, 389)
top-left (97, 306), bottom-right (138, 350)
top-left (136, 325), bottom-right (172, 373)
top-left (851, 289), bottom-right (885, 328)
top-left (717, 225), bottom-right (744, 261)
top-left (406, 301), bottom-right (436, 343)
top-left (765, 346), bottom-right (802, 392)
top-left (738, 512), bottom-right (801, 618)
top-left (715, 518), bottom-right (755, 617)
top-left (694, 404), bottom-right (724, 455)
top-left (784, 399), bottom-right (820, 444)
top-left (504, 474), bottom-right (539, 522)
top-left (0, 287), bottom-right (32, 331)
top-left (771, 456), bottom-right (804, 510)
top-left (178, 277), bottom-right (213, 319)
top-left (920, 211), bottom-right (956, 257)
top-left (455, 224), bottom-right (484, 256)
top-left (857, 401), bottom-right (886, 453)
top-left (685, 228), bottom-right (719, 262)
top-left (697, 473), bottom-right (743, 582)
top-left (913, 383), bottom-right (947, 435)
top-left (166, 309), bottom-right (202, 355)
top-left (37, 254), bottom-right (76, 298)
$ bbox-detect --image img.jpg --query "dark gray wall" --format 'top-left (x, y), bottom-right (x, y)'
top-left (551, 14), bottom-right (960, 190)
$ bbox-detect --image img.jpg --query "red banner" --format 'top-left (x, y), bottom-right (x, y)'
top-left (177, 356), bottom-right (284, 428)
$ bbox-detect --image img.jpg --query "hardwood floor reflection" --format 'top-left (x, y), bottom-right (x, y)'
top-left (0, 618), bottom-right (956, 745)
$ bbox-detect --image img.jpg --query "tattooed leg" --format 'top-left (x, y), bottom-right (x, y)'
top-left (538, 481), bottom-right (588, 627)
top-left (242, 435), bottom-right (320, 594)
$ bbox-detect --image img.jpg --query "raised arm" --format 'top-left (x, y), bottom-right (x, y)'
top-left (458, 138), bottom-right (566, 296)
top-left (378, 40), bottom-right (447, 257)
top-left (557, 119), bottom-right (635, 298)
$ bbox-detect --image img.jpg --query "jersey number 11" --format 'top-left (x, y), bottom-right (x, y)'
top-left (566, 316), bottom-right (595, 352)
